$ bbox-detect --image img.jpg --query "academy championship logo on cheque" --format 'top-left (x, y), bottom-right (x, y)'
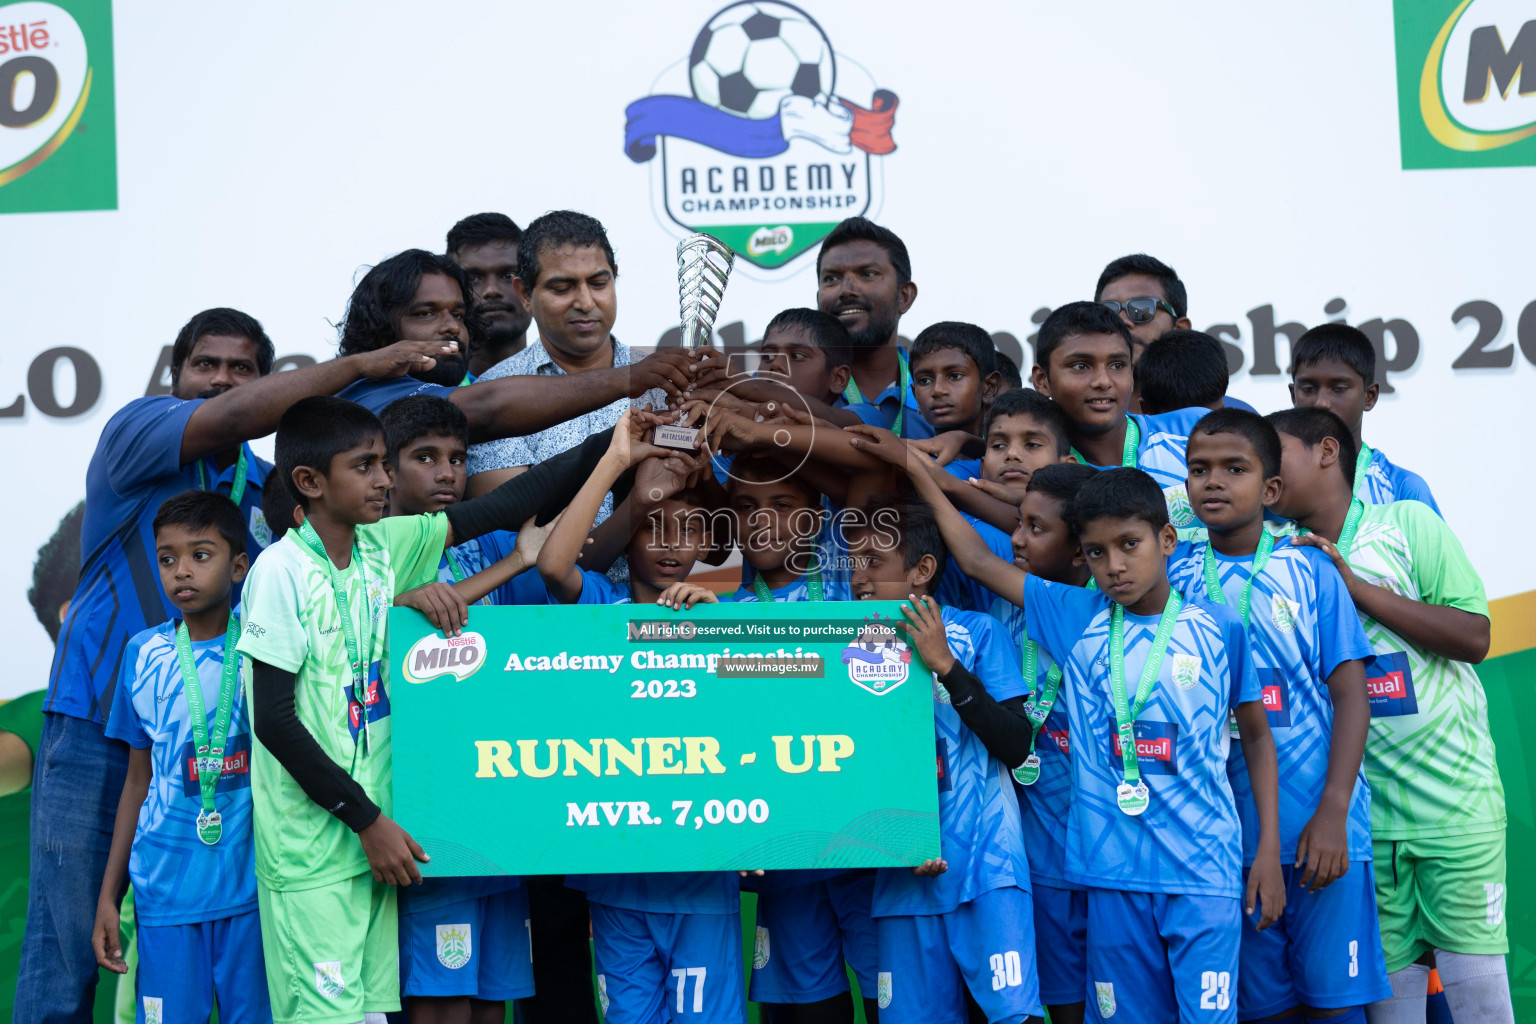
top-left (624, 1), bottom-right (899, 269)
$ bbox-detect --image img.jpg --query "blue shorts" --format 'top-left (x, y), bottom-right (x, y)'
top-left (749, 871), bottom-right (878, 1002)
top-left (1033, 883), bottom-right (1088, 1007)
top-left (1085, 888), bottom-right (1240, 1024)
top-left (136, 908), bottom-right (270, 1024)
top-left (399, 886), bottom-right (534, 1000)
top-left (876, 885), bottom-right (1043, 1024)
top-left (589, 903), bottom-right (746, 1024)
top-left (1238, 862), bottom-right (1392, 1018)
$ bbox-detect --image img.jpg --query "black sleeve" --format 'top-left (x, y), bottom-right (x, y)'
top-left (250, 658), bottom-right (380, 833)
top-left (938, 662), bottom-right (1034, 768)
top-left (449, 427), bottom-right (628, 541)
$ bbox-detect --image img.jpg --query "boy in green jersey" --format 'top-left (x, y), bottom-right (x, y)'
top-left (1267, 407), bottom-right (1510, 1024)
top-left (237, 396), bottom-right (611, 1024)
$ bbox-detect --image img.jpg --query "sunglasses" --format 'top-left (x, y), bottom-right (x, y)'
top-left (1100, 297), bottom-right (1178, 325)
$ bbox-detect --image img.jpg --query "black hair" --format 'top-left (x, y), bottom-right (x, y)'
top-left (275, 397), bottom-right (385, 510)
top-left (726, 453), bottom-right (823, 506)
top-left (763, 307), bottom-right (854, 368)
top-left (380, 395), bottom-right (469, 464)
top-left (1025, 462), bottom-right (1101, 506)
top-left (1067, 467), bottom-right (1169, 536)
top-left (1264, 407), bottom-right (1359, 488)
top-left (1135, 329), bottom-right (1229, 414)
top-left (1190, 408), bottom-right (1283, 480)
top-left (338, 249), bottom-right (487, 356)
top-left (909, 321), bottom-right (997, 378)
top-left (1095, 253), bottom-right (1188, 319)
top-left (516, 210), bottom-right (617, 291)
top-left (446, 212), bottom-right (523, 256)
top-left (170, 308), bottom-right (275, 390)
top-left (984, 387), bottom-right (1071, 456)
top-left (1289, 323), bottom-right (1375, 386)
top-left (1034, 301), bottom-right (1134, 371)
top-left (28, 500), bottom-right (83, 643)
top-left (260, 475), bottom-right (298, 543)
top-left (816, 216), bottom-right (912, 287)
top-left (994, 349), bottom-right (1022, 391)
top-left (854, 493), bottom-right (948, 583)
top-left (152, 490), bottom-right (246, 558)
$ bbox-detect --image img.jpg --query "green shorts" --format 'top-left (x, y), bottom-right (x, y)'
top-left (1373, 830), bottom-right (1508, 972)
top-left (257, 873), bottom-right (400, 1024)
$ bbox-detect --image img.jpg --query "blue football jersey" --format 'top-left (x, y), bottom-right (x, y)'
top-left (1360, 447), bottom-right (1441, 517)
top-left (1024, 576), bottom-right (1259, 898)
top-left (989, 594), bottom-right (1075, 890)
top-left (935, 514), bottom-right (1014, 613)
top-left (873, 606), bottom-right (1031, 917)
top-left (335, 376), bottom-right (455, 415)
top-left (728, 572), bottom-right (852, 603)
top-left (438, 530), bottom-right (549, 606)
top-left (104, 622), bottom-right (257, 926)
top-left (569, 872), bottom-right (740, 915)
top-left (1168, 536), bottom-right (1377, 864)
top-left (1074, 407), bottom-right (1208, 528)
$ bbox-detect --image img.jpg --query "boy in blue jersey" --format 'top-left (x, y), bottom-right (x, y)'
top-left (1167, 409), bottom-right (1391, 1023)
top-left (757, 307), bottom-right (861, 415)
top-left (1037, 468), bottom-right (1286, 1023)
top-left (908, 322), bottom-right (1003, 478)
top-left (537, 412), bottom-right (747, 1023)
top-left (1135, 331), bottom-right (1240, 417)
top-left (1287, 324), bottom-right (1439, 514)
top-left (93, 491), bottom-right (267, 1024)
top-left (843, 495), bottom-right (1042, 1024)
top-left (1029, 301), bottom-right (1211, 527)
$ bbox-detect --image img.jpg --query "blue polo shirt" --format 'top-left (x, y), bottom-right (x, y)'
top-left (335, 376), bottom-right (455, 415)
top-left (48, 396), bottom-right (271, 724)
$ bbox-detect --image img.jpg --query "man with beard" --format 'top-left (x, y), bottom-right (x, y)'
top-left (446, 212), bottom-right (532, 378)
top-left (335, 248), bottom-right (694, 437)
top-left (15, 308), bottom-right (450, 1024)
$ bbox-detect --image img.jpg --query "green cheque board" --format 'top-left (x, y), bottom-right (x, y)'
top-left (390, 601), bottom-right (941, 877)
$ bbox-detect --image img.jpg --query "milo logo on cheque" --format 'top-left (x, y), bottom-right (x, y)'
top-left (624, 1), bottom-right (900, 270)
top-left (841, 616), bottom-right (911, 695)
top-left (403, 632), bottom-right (488, 685)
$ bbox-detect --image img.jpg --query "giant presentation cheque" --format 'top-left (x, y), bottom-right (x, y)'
top-left (390, 602), bottom-right (942, 877)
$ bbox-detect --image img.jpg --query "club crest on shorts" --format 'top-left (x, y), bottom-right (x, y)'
top-left (1171, 652), bottom-right (1201, 690)
top-left (313, 961), bottom-right (345, 999)
top-left (141, 997), bottom-right (163, 1024)
top-left (841, 614), bottom-right (911, 694)
top-left (753, 924), bottom-right (771, 968)
top-left (436, 923), bottom-right (472, 969)
top-left (623, 2), bottom-right (901, 273)
top-left (1095, 980), bottom-right (1116, 1017)
top-left (597, 974), bottom-right (611, 1014)
top-left (877, 971), bottom-right (892, 1009)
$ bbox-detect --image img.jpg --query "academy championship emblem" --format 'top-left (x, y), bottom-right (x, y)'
top-left (841, 614), bottom-right (911, 695)
top-left (435, 923), bottom-right (472, 969)
top-left (624, 1), bottom-right (899, 270)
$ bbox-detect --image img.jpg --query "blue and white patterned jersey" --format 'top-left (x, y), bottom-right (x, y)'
top-left (1077, 407), bottom-right (1208, 528)
top-left (1024, 576), bottom-right (1259, 898)
top-left (105, 621), bottom-right (257, 926)
top-left (1360, 448), bottom-right (1441, 517)
top-left (438, 530), bottom-right (549, 606)
top-left (727, 572), bottom-right (851, 603)
top-left (990, 593), bottom-right (1075, 890)
top-left (873, 606), bottom-right (1030, 917)
top-left (1168, 535), bottom-right (1376, 864)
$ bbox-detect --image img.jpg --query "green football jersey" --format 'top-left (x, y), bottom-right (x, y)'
top-left (1345, 500), bottom-right (1503, 840)
top-left (237, 513), bottom-right (447, 890)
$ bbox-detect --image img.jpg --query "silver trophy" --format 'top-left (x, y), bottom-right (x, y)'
top-left (654, 233), bottom-right (736, 450)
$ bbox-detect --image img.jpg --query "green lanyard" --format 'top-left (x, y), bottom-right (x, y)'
top-left (174, 616), bottom-right (242, 845)
top-left (195, 446), bottom-right (249, 506)
top-left (1012, 634), bottom-right (1064, 786)
top-left (1071, 416), bottom-right (1141, 468)
top-left (296, 520), bottom-right (378, 754)
top-left (1108, 590), bottom-right (1182, 815)
top-left (842, 348), bottom-right (910, 436)
top-left (752, 566), bottom-right (823, 603)
top-left (1201, 531), bottom-right (1275, 626)
top-left (443, 548), bottom-right (489, 607)
top-left (1335, 496), bottom-right (1367, 560)
top-left (1350, 443), bottom-right (1374, 501)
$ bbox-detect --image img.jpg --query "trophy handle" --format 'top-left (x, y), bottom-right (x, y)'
top-left (677, 233), bottom-right (736, 351)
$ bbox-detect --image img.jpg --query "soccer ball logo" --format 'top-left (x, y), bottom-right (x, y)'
top-left (689, 2), bottom-right (835, 120)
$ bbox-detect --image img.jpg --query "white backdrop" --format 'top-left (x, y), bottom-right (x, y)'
top-left (1, 0), bottom-right (1530, 699)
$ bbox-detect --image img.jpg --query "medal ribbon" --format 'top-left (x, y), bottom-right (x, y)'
top-left (1335, 496), bottom-right (1367, 560)
top-left (444, 548), bottom-right (489, 606)
top-left (842, 348), bottom-right (911, 436)
top-left (1350, 443), bottom-right (1374, 502)
top-left (1108, 590), bottom-right (1183, 788)
top-left (1022, 636), bottom-right (1064, 756)
top-left (752, 565), bottom-right (823, 603)
top-left (174, 615), bottom-right (242, 842)
top-left (1071, 416), bottom-right (1141, 468)
top-left (1201, 531), bottom-right (1275, 625)
top-left (195, 445), bottom-right (249, 507)
top-left (296, 520), bottom-right (377, 753)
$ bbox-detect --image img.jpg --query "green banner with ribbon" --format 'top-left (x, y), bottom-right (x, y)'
top-left (390, 601), bottom-right (941, 876)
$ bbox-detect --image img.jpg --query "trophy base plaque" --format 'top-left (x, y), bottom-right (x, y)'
top-left (653, 423), bottom-right (702, 450)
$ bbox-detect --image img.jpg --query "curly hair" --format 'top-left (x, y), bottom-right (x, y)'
top-left (338, 249), bottom-right (488, 356)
